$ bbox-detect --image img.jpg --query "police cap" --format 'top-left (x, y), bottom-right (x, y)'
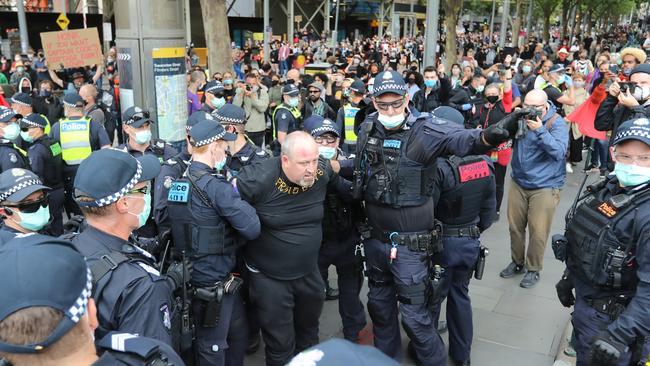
top-left (303, 115), bottom-right (340, 137)
top-left (372, 71), bottom-right (407, 97)
top-left (282, 84), bottom-right (300, 97)
top-left (122, 106), bottom-right (155, 128)
top-left (20, 113), bottom-right (48, 129)
top-left (187, 111), bottom-right (214, 132)
top-left (349, 79), bottom-right (367, 95)
top-left (0, 106), bottom-right (22, 123)
top-left (213, 104), bottom-right (246, 125)
top-left (189, 120), bottom-right (236, 147)
top-left (204, 81), bottom-right (225, 95)
top-left (10, 92), bottom-right (32, 107)
top-left (62, 92), bottom-right (84, 108)
top-left (613, 118), bottom-right (650, 147)
top-left (0, 168), bottom-right (50, 204)
top-left (432, 106), bottom-right (465, 126)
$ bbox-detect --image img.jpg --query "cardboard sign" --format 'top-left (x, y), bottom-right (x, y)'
top-left (40, 28), bottom-right (103, 68)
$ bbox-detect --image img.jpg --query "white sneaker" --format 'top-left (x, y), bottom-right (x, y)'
top-left (566, 163), bottom-right (573, 173)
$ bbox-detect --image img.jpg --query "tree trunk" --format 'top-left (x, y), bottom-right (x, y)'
top-left (560, 0), bottom-right (570, 40)
top-left (443, 0), bottom-right (463, 71)
top-left (543, 14), bottom-right (551, 43)
top-left (200, 0), bottom-right (233, 73)
top-left (102, 0), bottom-right (114, 22)
top-left (573, 3), bottom-right (582, 37)
top-left (586, 8), bottom-right (593, 34)
top-left (512, 0), bottom-right (523, 47)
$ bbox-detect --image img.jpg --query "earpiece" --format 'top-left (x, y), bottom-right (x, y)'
top-left (3, 207), bottom-right (13, 216)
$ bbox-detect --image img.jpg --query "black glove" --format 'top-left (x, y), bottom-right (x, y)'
top-left (590, 332), bottom-right (628, 365)
top-left (165, 259), bottom-right (193, 290)
top-left (482, 108), bottom-right (532, 146)
top-left (62, 215), bottom-right (87, 234)
top-left (555, 275), bottom-right (575, 307)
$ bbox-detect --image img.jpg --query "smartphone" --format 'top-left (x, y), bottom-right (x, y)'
top-left (609, 64), bottom-right (618, 74)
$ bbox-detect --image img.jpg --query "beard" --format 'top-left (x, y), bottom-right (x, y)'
top-left (298, 177), bottom-right (315, 189)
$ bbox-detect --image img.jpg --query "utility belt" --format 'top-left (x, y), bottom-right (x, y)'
top-left (585, 295), bottom-right (630, 319)
top-left (442, 225), bottom-right (481, 238)
top-left (192, 274), bottom-right (243, 328)
top-left (370, 221), bottom-right (443, 254)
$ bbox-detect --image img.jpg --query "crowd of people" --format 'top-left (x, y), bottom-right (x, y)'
top-left (0, 20), bottom-right (649, 366)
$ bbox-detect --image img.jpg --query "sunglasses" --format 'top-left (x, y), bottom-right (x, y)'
top-left (375, 97), bottom-right (406, 111)
top-left (213, 92), bottom-right (225, 99)
top-left (20, 126), bottom-right (36, 132)
top-left (131, 111), bottom-right (150, 122)
top-left (6, 194), bottom-right (48, 214)
top-left (127, 184), bottom-right (150, 196)
top-left (314, 135), bottom-right (337, 144)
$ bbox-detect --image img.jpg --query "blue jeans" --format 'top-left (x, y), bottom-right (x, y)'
top-left (279, 60), bottom-right (288, 76)
top-left (590, 139), bottom-right (609, 169)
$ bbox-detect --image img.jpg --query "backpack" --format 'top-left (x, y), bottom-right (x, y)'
top-left (90, 99), bottom-right (119, 131)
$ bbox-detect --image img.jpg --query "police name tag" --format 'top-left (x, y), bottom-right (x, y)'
top-left (383, 140), bottom-right (401, 149)
top-left (168, 182), bottom-right (190, 203)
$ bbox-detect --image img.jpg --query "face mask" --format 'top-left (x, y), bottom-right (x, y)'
top-left (20, 87), bottom-right (30, 93)
top-left (343, 89), bottom-right (350, 98)
top-left (40, 90), bottom-right (51, 97)
top-left (127, 192), bottom-right (151, 228)
top-left (16, 205), bottom-right (50, 231)
top-left (408, 78), bottom-right (415, 84)
top-left (522, 65), bottom-right (532, 74)
top-left (614, 162), bottom-right (650, 186)
top-left (367, 85), bottom-right (374, 94)
top-left (424, 80), bottom-right (438, 88)
top-left (287, 97), bottom-right (300, 108)
top-left (223, 79), bottom-right (234, 85)
top-left (215, 155), bottom-right (227, 171)
top-left (272, 80), bottom-right (279, 86)
top-left (632, 86), bottom-right (650, 102)
top-left (622, 67), bottom-right (632, 76)
top-left (318, 146), bottom-right (337, 159)
top-left (2, 123), bottom-right (20, 140)
top-left (476, 85), bottom-right (485, 93)
top-left (556, 76), bottom-right (565, 85)
top-left (213, 97), bottom-right (226, 109)
top-left (377, 113), bottom-right (404, 129)
top-left (134, 129), bottom-right (152, 144)
top-left (16, 67), bottom-right (24, 73)
top-left (20, 130), bottom-right (33, 143)
top-left (486, 95), bottom-right (499, 104)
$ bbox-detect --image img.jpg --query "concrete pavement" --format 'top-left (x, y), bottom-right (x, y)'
top-left (245, 168), bottom-right (598, 366)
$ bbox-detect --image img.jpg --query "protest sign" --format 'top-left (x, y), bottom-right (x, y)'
top-left (40, 28), bottom-right (103, 68)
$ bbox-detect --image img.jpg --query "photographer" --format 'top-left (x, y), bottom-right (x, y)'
top-left (233, 72), bottom-right (270, 147)
top-left (595, 64), bottom-right (650, 158)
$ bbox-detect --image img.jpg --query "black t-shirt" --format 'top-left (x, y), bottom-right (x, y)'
top-left (237, 156), bottom-right (341, 280)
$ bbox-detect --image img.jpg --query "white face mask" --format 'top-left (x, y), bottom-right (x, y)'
top-left (633, 86), bottom-right (650, 102)
top-left (377, 113), bottom-right (404, 129)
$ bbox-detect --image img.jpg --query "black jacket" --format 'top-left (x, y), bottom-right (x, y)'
top-left (595, 95), bottom-right (650, 148)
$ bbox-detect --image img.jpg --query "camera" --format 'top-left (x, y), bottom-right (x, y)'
top-left (525, 107), bottom-right (542, 120)
top-left (245, 85), bottom-right (252, 92)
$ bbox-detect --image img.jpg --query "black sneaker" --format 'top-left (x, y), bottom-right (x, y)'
top-left (499, 262), bottom-right (525, 278)
top-left (520, 271), bottom-right (540, 288)
top-left (325, 284), bottom-right (339, 300)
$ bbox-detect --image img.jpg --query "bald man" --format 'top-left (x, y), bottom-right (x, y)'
top-left (499, 89), bottom-right (569, 288)
top-left (235, 131), bottom-right (351, 366)
top-left (79, 84), bottom-right (104, 128)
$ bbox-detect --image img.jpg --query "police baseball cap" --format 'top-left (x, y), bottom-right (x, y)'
top-left (213, 104), bottom-right (247, 125)
top-left (432, 106), bottom-right (465, 126)
top-left (282, 84), bottom-right (301, 97)
top-left (612, 118), bottom-right (650, 146)
top-left (187, 111), bottom-right (214, 132)
top-left (548, 64), bottom-right (565, 74)
top-left (20, 113), bottom-right (48, 129)
top-left (62, 92), bottom-right (84, 108)
top-left (74, 149), bottom-right (161, 208)
top-left (204, 81), bottom-right (225, 95)
top-left (349, 79), bottom-right (367, 95)
top-left (189, 120), bottom-right (236, 147)
top-left (372, 71), bottom-right (407, 97)
top-left (0, 168), bottom-right (50, 204)
top-left (0, 234), bottom-right (92, 354)
top-left (289, 339), bottom-right (399, 366)
top-left (123, 106), bottom-right (155, 128)
top-left (0, 107), bottom-right (21, 123)
top-left (10, 92), bottom-right (32, 107)
top-left (631, 64), bottom-right (650, 76)
top-left (303, 115), bottom-right (340, 137)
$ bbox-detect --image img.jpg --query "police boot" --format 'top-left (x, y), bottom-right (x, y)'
top-left (437, 320), bottom-right (448, 334)
top-left (325, 283), bottom-right (339, 301)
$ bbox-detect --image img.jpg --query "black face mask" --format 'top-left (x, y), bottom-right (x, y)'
top-left (272, 80), bottom-right (279, 86)
top-left (408, 78), bottom-right (415, 84)
top-left (486, 95), bottom-right (499, 104)
top-left (20, 87), bottom-right (31, 94)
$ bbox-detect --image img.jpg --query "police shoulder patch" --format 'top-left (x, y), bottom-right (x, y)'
top-left (163, 176), bottom-right (173, 189)
top-left (9, 153), bottom-right (17, 163)
top-left (281, 112), bottom-right (287, 120)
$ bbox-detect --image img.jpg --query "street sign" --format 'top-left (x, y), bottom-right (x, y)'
top-left (294, 15), bottom-right (302, 22)
top-left (56, 13), bottom-right (70, 30)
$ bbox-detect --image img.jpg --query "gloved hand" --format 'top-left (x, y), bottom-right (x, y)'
top-left (481, 108), bottom-right (530, 145)
top-left (555, 275), bottom-right (575, 307)
top-left (461, 103), bottom-right (472, 111)
top-left (166, 258), bottom-right (193, 290)
top-left (62, 215), bottom-right (87, 234)
top-left (590, 332), bottom-right (628, 365)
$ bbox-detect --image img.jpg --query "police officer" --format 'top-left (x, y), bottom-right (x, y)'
top-left (557, 117), bottom-right (650, 366)
top-left (429, 106), bottom-right (497, 366)
top-left (336, 79), bottom-right (365, 153)
top-left (50, 92), bottom-right (111, 217)
top-left (303, 115), bottom-right (367, 342)
top-left (271, 83), bottom-right (302, 155)
top-left (69, 149), bottom-right (178, 345)
top-left (334, 70), bottom-right (520, 364)
top-left (19, 113), bottom-right (65, 236)
top-left (0, 234), bottom-right (185, 366)
top-left (166, 119), bottom-right (260, 366)
top-left (201, 80), bottom-right (227, 113)
top-left (215, 104), bottom-right (269, 177)
top-left (0, 168), bottom-right (51, 244)
top-left (10, 92), bottom-right (52, 136)
top-left (0, 107), bottom-right (29, 172)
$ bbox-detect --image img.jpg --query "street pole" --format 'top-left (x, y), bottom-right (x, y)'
top-left (423, 0), bottom-right (439, 67)
top-left (264, 0), bottom-right (270, 64)
top-left (499, 0), bottom-right (510, 48)
top-left (185, 0), bottom-right (192, 45)
top-left (16, 0), bottom-right (29, 54)
top-left (526, 0), bottom-right (533, 34)
top-left (288, 0), bottom-right (294, 42)
top-left (489, 0), bottom-right (496, 45)
top-left (332, 0), bottom-right (340, 48)
top-left (378, 0), bottom-right (385, 38)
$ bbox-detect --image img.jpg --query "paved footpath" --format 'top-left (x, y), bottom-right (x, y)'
top-left (245, 169), bottom-right (596, 366)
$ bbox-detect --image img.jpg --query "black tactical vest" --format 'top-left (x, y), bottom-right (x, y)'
top-left (566, 188), bottom-right (650, 291)
top-left (436, 155), bottom-right (493, 226)
top-left (34, 136), bottom-right (63, 188)
top-left (359, 121), bottom-right (436, 208)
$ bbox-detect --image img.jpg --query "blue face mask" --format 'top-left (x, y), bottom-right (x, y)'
top-left (424, 80), bottom-right (438, 88)
top-left (213, 97), bottom-right (226, 109)
top-left (223, 79), bottom-right (234, 85)
top-left (2, 123), bottom-right (20, 141)
top-left (287, 98), bottom-right (300, 108)
top-left (614, 162), bottom-right (650, 187)
top-left (215, 155), bottom-right (227, 171)
top-left (377, 113), bottom-right (405, 129)
top-left (134, 129), bottom-right (152, 144)
top-left (20, 130), bottom-right (34, 143)
top-left (522, 65), bottom-right (532, 74)
top-left (127, 191), bottom-right (151, 228)
top-left (17, 205), bottom-right (50, 231)
top-left (318, 146), bottom-right (337, 159)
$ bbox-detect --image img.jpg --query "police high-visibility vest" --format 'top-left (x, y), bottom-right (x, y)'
top-left (343, 103), bottom-right (360, 144)
top-left (59, 117), bottom-right (92, 165)
top-left (272, 104), bottom-right (302, 139)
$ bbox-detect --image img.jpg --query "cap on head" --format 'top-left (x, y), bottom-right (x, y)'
top-left (187, 111), bottom-right (214, 132)
top-left (0, 107), bottom-right (22, 123)
top-left (612, 118), bottom-right (650, 147)
top-left (20, 113), bottom-right (48, 129)
top-left (372, 71), bottom-right (407, 97)
top-left (282, 84), bottom-right (300, 97)
top-left (548, 64), bottom-right (565, 74)
top-left (189, 120), bottom-right (236, 147)
top-left (122, 106), bottom-right (154, 128)
top-left (432, 106), bottom-right (465, 126)
top-left (71, 71), bottom-right (85, 80)
top-left (631, 64), bottom-right (650, 77)
top-left (74, 149), bottom-right (161, 208)
top-left (0, 234), bottom-right (91, 354)
top-left (213, 104), bottom-right (246, 125)
top-left (303, 115), bottom-right (340, 137)
top-left (349, 79), bottom-right (366, 95)
top-left (0, 168), bottom-right (50, 204)
top-left (62, 93), bottom-right (84, 108)
top-left (204, 81), bottom-right (225, 95)
top-left (558, 48), bottom-right (569, 55)
top-left (10, 92), bottom-right (32, 107)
